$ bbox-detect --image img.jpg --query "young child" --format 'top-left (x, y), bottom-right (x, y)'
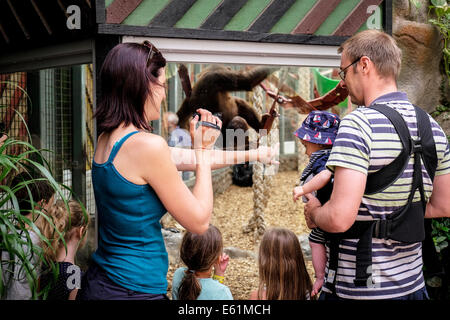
top-left (38, 200), bottom-right (90, 300)
top-left (171, 224), bottom-right (233, 300)
top-left (1, 171), bottom-right (55, 300)
top-left (250, 227), bottom-right (313, 300)
top-left (292, 110), bottom-right (340, 297)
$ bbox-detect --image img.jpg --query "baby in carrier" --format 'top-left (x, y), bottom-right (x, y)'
top-left (292, 111), bottom-right (341, 297)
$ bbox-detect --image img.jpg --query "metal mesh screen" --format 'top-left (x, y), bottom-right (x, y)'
top-left (84, 64), bottom-right (96, 217)
top-left (40, 68), bottom-right (73, 200)
top-left (1, 66), bottom-right (96, 218)
top-left (0, 72), bottom-right (29, 154)
top-left (0, 72), bottom-right (28, 209)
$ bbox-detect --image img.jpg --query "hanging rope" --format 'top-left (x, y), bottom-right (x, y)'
top-left (296, 68), bottom-right (311, 174)
top-left (243, 75), bottom-right (280, 241)
top-left (243, 85), bottom-right (267, 240)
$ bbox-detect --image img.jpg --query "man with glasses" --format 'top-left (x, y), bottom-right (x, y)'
top-left (303, 29), bottom-right (450, 300)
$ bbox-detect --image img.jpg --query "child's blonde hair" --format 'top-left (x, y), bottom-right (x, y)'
top-left (38, 200), bottom-right (89, 262)
top-left (257, 228), bottom-right (313, 300)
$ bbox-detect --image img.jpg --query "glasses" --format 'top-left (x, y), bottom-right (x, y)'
top-left (142, 40), bottom-right (161, 68)
top-left (339, 57), bottom-right (361, 80)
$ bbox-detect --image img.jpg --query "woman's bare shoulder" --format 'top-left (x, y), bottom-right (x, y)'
top-left (132, 132), bottom-right (167, 150)
top-left (126, 132), bottom-right (171, 162)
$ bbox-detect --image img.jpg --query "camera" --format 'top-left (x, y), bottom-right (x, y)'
top-left (192, 111), bottom-right (221, 130)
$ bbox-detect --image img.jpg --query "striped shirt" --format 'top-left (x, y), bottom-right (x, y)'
top-left (300, 150), bottom-right (332, 246)
top-left (324, 92), bottom-right (450, 300)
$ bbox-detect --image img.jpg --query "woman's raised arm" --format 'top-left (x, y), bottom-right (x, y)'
top-left (169, 143), bottom-right (279, 171)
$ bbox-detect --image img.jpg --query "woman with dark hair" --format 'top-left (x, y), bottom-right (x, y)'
top-left (78, 41), bottom-right (276, 300)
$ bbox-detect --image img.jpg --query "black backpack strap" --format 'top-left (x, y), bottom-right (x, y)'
top-left (324, 104), bottom-right (440, 292)
top-left (325, 104), bottom-right (435, 291)
top-left (324, 235), bottom-right (340, 292)
top-left (414, 105), bottom-right (437, 181)
top-left (366, 104), bottom-right (438, 194)
top-left (365, 104), bottom-right (412, 194)
top-left (413, 106), bottom-right (443, 282)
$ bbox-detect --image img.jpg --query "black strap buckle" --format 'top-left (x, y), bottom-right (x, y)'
top-left (373, 219), bottom-right (389, 239)
top-left (353, 278), bottom-right (368, 287)
top-left (411, 138), bottom-right (423, 154)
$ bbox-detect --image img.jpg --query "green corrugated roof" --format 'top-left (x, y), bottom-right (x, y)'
top-left (105, 0), bottom-right (384, 36)
top-left (269, 0), bottom-right (316, 34)
top-left (175, 0), bottom-right (223, 29)
top-left (315, 0), bottom-right (361, 35)
top-left (123, 0), bottom-right (171, 26)
top-left (223, 0), bottom-right (272, 31)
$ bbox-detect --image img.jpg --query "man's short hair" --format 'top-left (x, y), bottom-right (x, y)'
top-left (338, 29), bottom-right (402, 80)
top-left (10, 171), bottom-right (55, 215)
top-left (166, 112), bottom-right (179, 125)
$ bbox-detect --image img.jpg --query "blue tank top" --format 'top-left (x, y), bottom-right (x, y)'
top-left (91, 131), bottom-right (168, 294)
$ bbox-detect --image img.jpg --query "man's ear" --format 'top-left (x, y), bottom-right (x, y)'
top-left (360, 56), bottom-right (371, 73)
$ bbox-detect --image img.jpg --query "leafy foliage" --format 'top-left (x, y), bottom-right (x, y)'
top-left (432, 218), bottom-right (450, 252)
top-left (0, 137), bottom-right (66, 299)
top-left (428, 0), bottom-right (450, 80)
top-left (0, 89), bottom-right (86, 299)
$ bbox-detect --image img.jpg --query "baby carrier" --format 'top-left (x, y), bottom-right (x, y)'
top-left (324, 104), bottom-right (438, 292)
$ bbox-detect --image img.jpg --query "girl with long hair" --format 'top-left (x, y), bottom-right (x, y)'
top-left (250, 227), bottom-right (313, 300)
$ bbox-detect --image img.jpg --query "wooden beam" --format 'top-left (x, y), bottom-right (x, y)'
top-left (248, 0), bottom-right (297, 33)
top-left (148, 0), bottom-right (197, 28)
top-left (57, 0), bottom-right (69, 19)
top-left (333, 0), bottom-right (384, 36)
top-left (106, 0), bottom-right (143, 24)
top-left (384, 0), bottom-right (392, 35)
top-left (292, 0), bottom-right (342, 35)
top-left (71, 65), bottom-right (86, 204)
top-left (6, 0), bottom-right (30, 39)
top-left (0, 22), bottom-right (9, 44)
top-left (200, 0), bottom-right (249, 30)
top-left (98, 23), bottom-right (349, 46)
top-left (30, 0), bottom-right (52, 35)
top-left (95, 0), bottom-right (106, 23)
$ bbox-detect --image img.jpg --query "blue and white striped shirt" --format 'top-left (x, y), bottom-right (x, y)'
top-left (324, 92), bottom-right (450, 299)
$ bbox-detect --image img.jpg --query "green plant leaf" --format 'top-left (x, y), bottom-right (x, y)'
top-left (0, 124), bottom-right (76, 299)
top-left (431, 0), bottom-right (447, 7)
top-left (411, 0), bottom-right (423, 8)
top-left (439, 240), bottom-right (448, 250)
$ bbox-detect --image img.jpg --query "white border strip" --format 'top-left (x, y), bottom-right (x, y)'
top-left (122, 36), bottom-right (340, 67)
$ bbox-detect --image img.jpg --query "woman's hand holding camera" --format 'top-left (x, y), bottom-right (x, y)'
top-left (190, 108), bottom-right (222, 151)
